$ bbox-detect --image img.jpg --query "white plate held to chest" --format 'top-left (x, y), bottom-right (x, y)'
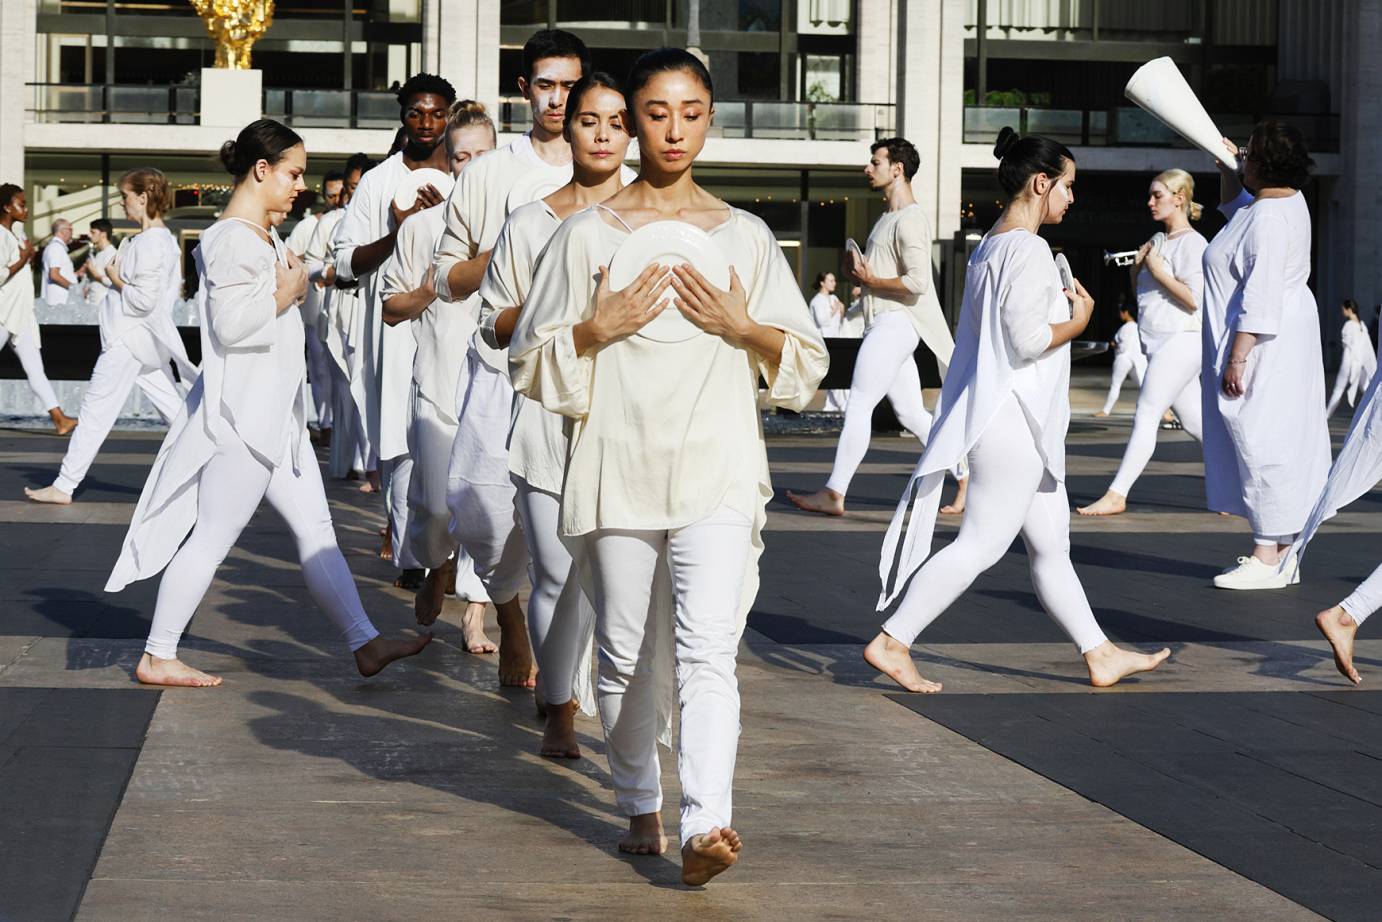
top-left (607, 220), bottom-right (733, 344)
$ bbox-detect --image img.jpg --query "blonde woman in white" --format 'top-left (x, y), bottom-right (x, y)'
top-left (865, 128), bottom-right (1169, 695)
top-left (1325, 299), bottom-right (1376, 418)
top-left (511, 49), bottom-right (828, 886)
top-left (106, 120), bottom-right (429, 688)
top-left (26, 168), bottom-right (195, 505)
top-left (1079, 169), bottom-right (1208, 516)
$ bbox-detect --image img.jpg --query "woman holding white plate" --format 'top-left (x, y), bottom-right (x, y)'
top-left (510, 49), bottom-right (827, 885)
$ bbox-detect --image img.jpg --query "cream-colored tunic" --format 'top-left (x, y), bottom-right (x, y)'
top-left (861, 203), bottom-right (954, 373)
top-left (0, 226), bottom-right (37, 342)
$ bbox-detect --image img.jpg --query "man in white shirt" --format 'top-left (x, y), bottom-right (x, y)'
top-left (287, 171), bottom-right (344, 441)
top-left (82, 218), bottom-right (117, 308)
top-left (41, 219), bottom-right (78, 305)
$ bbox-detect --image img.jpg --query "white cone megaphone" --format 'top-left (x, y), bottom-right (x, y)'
top-left (1124, 57), bottom-right (1234, 167)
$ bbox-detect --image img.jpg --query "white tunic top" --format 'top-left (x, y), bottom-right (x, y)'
top-left (1112, 319), bottom-right (1140, 357)
top-left (860, 203), bottom-right (954, 372)
top-left (1135, 229), bottom-right (1207, 354)
top-left (285, 212), bottom-right (321, 327)
top-left (1201, 189), bottom-right (1330, 535)
top-left (877, 228), bottom-right (1070, 609)
top-left (41, 238), bottom-right (76, 305)
top-left (809, 291), bottom-right (842, 337)
top-left (84, 244), bottom-right (117, 308)
top-left (1295, 364), bottom-right (1382, 566)
top-left (102, 227), bottom-right (195, 379)
top-left (108, 220), bottom-right (305, 591)
top-left (1342, 318), bottom-right (1378, 383)
top-left (0, 226), bottom-right (37, 341)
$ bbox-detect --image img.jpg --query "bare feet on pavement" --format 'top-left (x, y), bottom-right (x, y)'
top-left (1317, 606), bottom-right (1361, 685)
top-left (864, 632), bottom-right (942, 693)
top-left (785, 487), bottom-right (844, 516)
top-left (414, 559), bottom-right (455, 627)
top-left (1077, 490), bottom-right (1127, 517)
top-left (460, 602), bottom-right (497, 654)
top-left (1093, 410), bottom-right (1109, 418)
top-left (359, 469), bottom-right (381, 493)
top-left (135, 653), bottom-right (223, 687)
top-left (540, 699), bottom-right (582, 759)
top-left (50, 408), bottom-right (78, 436)
top-left (354, 633), bottom-right (432, 677)
top-left (619, 813), bottom-right (667, 856)
top-left (681, 827), bottom-right (742, 886)
top-left (1084, 641), bottom-right (1170, 687)
top-left (940, 476), bottom-right (969, 516)
top-left (24, 484), bottom-right (72, 505)
top-left (496, 598), bottom-right (536, 687)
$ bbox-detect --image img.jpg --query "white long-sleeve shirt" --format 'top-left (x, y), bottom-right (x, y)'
top-left (861, 203), bottom-right (954, 373)
top-left (102, 226), bottom-right (195, 378)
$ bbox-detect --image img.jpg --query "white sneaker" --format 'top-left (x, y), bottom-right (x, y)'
top-left (1213, 555), bottom-right (1294, 590)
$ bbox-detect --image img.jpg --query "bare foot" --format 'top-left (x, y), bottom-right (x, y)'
top-left (460, 602), bottom-right (497, 654)
top-left (539, 699), bottom-right (582, 759)
top-left (1093, 410), bottom-right (1109, 418)
top-left (359, 470), bottom-right (381, 493)
top-left (1076, 490), bottom-right (1127, 517)
top-left (863, 632), bottom-right (942, 693)
top-left (785, 488), bottom-right (845, 516)
top-left (135, 653), bottom-right (223, 687)
top-left (940, 476), bottom-right (969, 516)
top-left (414, 560), bottom-right (455, 627)
top-left (496, 598), bottom-right (536, 687)
top-left (354, 633), bottom-right (432, 677)
top-left (24, 484), bottom-right (72, 505)
top-left (1085, 641), bottom-right (1170, 687)
top-left (681, 827), bottom-right (742, 886)
top-left (379, 520), bottom-right (393, 561)
top-left (49, 408), bottom-right (78, 436)
top-left (619, 813), bottom-right (668, 856)
top-left (1316, 606), bottom-right (1362, 685)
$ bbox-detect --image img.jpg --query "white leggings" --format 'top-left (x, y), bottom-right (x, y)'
top-left (56, 342), bottom-right (184, 494)
top-left (305, 330), bottom-right (333, 430)
top-left (826, 311), bottom-right (933, 495)
top-left (144, 429), bottom-right (379, 660)
top-left (514, 478), bottom-right (593, 706)
top-left (2, 324), bottom-right (59, 410)
top-left (585, 506), bottom-right (751, 846)
top-left (1342, 565), bottom-right (1382, 626)
top-left (1099, 351), bottom-right (1148, 415)
top-left (382, 452), bottom-right (421, 570)
top-left (882, 396), bottom-right (1108, 653)
top-left (1325, 360), bottom-right (1367, 418)
top-left (1109, 332), bottom-right (1203, 497)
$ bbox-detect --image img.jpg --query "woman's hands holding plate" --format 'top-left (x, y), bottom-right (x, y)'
top-left (588, 263), bottom-right (672, 345)
top-left (670, 264), bottom-right (750, 346)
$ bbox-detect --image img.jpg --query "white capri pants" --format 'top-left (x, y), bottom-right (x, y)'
top-left (1099, 351), bottom-right (1148, 415)
top-left (1109, 331), bottom-right (1203, 498)
top-left (585, 506), bottom-right (751, 846)
top-left (1342, 565), bottom-right (1382, 627)
top-left (56, 342), bottom-right (184, 494)
top-left (144, 428), bottom-right (379, 660)
top-left (826, 311), bottom-right (934, 496)
top-left (514, 477), bottom-right (593, 707)
top-left (1, 323), bottom-right (60, 410)
top-left (882, 395), bottom-right (1109, 653)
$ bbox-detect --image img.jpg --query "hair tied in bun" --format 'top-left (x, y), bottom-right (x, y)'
top-left (993, 126), bottom-right (1020, 160)
top-left (218, 140), bottom-right (238, 174)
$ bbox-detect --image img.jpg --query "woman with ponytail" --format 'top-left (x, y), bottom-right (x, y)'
top-left (865, 127), bottom-right (1169, 694)
top-left (1078, 168), bottom-right (1209, 516)
top-left (107, 118), bottom-right (429, 688)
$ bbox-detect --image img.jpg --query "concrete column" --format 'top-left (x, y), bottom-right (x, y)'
top-left (895, 0), bottom-right (964, 241)
top-left (855, 0), bottom-right (897, 108)
top-left (1333, 0), bottom-right (1382, 327)
top-left (429, 0), bottom-right (499, 110)
top-left (0, 0), bottom-right (38, 186)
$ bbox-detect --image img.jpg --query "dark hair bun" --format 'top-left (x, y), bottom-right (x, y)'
top-left (219, 119), bottom-right (304, 183)
top-left (218, 140), bottom-right (239, 175)
top-left (994, 126), bottom-right (1020, 160)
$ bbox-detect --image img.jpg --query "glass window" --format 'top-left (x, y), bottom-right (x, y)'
top-left (501, 0), bottom-right (550, 26)
top-left (556, 0), bottom-right (666, 27)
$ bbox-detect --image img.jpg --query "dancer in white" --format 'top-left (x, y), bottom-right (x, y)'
top-left (787, 138), bottom-right (965, 517)
top-left (0, 184), bottom-right (78, 435)
top-left (863, 128), bottom-right (1169, 695)
top-left (434, 29), bottom-right (591, 689)
top-left (1202, 124), bottom-right (1330, 590)
top-left (808, 271), bottom-right (848, 412)
top-left (1325, 299), bottom-right (1376, 418)
top-left (1094, 305), bottom-right (1146, 416)
top-left (380, 99), bottom-right (497, 655)
top-left (333, 73), bottom-right (456, 584)
top-left (479, 72), bottom-right (633, 758)
top-left (41, 219), bottom-right (78, 306)
top-left (106, 119), bottom-right (430, 688)
top-left (511, 49), bottom-right (828, 885)
top-left (286, 171), bottom-right (343, 441)
top-left (1080, 170), bottom-right (1208, 515)
top-left (81, 218), bottom-right (118, 309)
top-left (26, 169), bottom-right (196, 505)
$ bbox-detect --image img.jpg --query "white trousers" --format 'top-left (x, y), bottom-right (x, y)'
top-left (326, 360), bottom-right (365, 479)
top-left (1342, 565), bottom-right (1382, 626)
top-left (305, 329), bottom-right (334, 430)
top-left (826, 311), bottom-right (933, 495)
top-left (882, 396), bottom-right (1109, 653)
top-left (1, 323), bottom-right (59, 410)
top-left (1325, 359), bottom-right (1368, 418)
top-left (56, 342), bottom-right (184, 494)
top-left (382, 452), bottom-right (421, 570)
top-left (1109, 331), bottom-right (1203, 497)
top-left (585, 506), bottom-right (751, 846)
top-left (1099, 351), bottom-right (1148, 415)
top-left (514, 478), bottom-right (593, 706)
top-left (144, 429), bottom-right (379, 660)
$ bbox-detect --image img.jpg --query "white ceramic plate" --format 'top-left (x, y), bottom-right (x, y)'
top-left (392, 168), bottom-right (454, 212)
top-left (607, 221), bottom-right (732, 344)
top-left (845, 237), bottom-right (863, 268)
top-left (505, 169), bottom-right (570, 215)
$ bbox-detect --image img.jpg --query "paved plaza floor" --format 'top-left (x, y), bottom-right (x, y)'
top-left (1, 372), bottom-right (1376, 921)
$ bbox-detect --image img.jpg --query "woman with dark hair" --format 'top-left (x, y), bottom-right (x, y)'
top-left (510, 48), bottom-right (827, 884)
top-left (27, 168), bottom-right (195, 505)
top-left (106, 119), bottom-right (429, 688)
top-left (808, 270), bottom-right (848, 410)
top-left (1202, 121), bottom-right (1330, 590)
top-left (1325, 299), bottom-right (1375, 417)
top-left (865, 127), bottom-right (1169, 695)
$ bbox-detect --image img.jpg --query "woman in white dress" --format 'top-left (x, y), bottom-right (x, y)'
top-left (1079, 169), bottom-right (1208, 516)
top-left (106, 119), bottom-right (430, 687)
top-left (510, 49), bottom-right (828, 885)
top-left (863, 128), bottom-right (1169, 694)
top-left (26, 168), bottom-right (196, 505)
top-left (808, 271), bottom-right (848, 411)
top-left (478, 73), bottom-right (631, 758)
top-left (1202, 122), bottom-right (1331, 590)
top-left (1093, 303), bottom-right (1147, 417)
top-left (1324, 299), bottom-right (1376, 418)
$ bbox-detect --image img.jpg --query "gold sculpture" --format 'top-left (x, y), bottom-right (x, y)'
top-left (190, 0), bottom-right (275, 70)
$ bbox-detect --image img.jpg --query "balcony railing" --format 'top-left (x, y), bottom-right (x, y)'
top-left (963, 105), bottom-right (1340, 153)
